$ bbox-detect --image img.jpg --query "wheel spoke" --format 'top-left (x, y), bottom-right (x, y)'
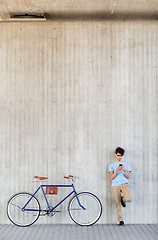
top-left (10, 202), bottom-right (22, 210)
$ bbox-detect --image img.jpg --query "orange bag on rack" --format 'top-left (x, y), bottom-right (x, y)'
top-left (46, 186), bottom-right (58, 195)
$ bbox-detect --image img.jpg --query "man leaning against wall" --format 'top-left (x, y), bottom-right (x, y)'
top-left (109, 147), bottom-right (132, 226)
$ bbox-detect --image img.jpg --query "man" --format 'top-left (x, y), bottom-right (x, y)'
top-left (109, 147), bottom-right (132, 226)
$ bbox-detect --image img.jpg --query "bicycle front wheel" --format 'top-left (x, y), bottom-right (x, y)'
top-left (7, 192), bottom-right (40, 227)
top-left (68, 192), bottom-right (102, 226)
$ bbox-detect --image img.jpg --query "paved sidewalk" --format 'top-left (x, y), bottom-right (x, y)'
top-left (0, 224), bottom-right (157, 240)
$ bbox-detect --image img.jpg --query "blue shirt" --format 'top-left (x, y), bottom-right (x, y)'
top-left (109, 161), bottom-right (131, 186)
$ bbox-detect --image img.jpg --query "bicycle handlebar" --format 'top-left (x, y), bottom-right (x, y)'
top-left (64, 175), bottom-right (73, 179)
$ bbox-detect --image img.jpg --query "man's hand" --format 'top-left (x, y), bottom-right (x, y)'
top-left (121, 165), bottom-right (125, 171)
top-left (117, 165), bottom-right (123, 171)
top-left (110, 165), bottom-right (130, 180)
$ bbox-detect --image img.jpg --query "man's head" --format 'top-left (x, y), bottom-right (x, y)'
top-left (115, 147), bottom-right (125, 161)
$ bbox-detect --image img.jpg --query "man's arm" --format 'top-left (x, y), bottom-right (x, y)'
top-left (123, 169), bottom-right (130, 179)
top-left (109, 166), bottom-right (122, 180)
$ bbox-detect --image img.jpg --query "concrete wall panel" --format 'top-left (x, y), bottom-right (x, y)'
top-left (0, 21), bottom-right (158, 224)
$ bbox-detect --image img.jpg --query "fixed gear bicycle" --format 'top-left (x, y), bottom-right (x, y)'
top-left (7, 175), bottom-right (102, 227)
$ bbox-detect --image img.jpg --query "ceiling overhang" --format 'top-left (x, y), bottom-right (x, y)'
top-left (0, 0), bottom-right (158, 22)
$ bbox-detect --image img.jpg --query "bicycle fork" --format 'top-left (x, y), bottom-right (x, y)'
top-left (72, 185), bottom-right (86, 210)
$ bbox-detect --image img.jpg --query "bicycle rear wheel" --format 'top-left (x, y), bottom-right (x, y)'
top-left (7, 192), bottom-right (40, 227)
top-left (68, 192), bottom-right (102, 226)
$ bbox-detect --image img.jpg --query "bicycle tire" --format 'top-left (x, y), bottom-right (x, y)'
top-left (7, 192), bottom-right (40, 227)
top-left (68, 192), bottom-right (102, 226)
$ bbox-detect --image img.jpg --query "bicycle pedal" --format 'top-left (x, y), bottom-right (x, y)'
top-left (40, 210), bottom-right (47, 216)
top-left (40, 212), bottom-right (47, 216)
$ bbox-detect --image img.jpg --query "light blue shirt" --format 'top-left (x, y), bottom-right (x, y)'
top-left (109, 161), bottom-right (131, 186)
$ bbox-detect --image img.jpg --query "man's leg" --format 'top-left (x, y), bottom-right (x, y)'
top-left (112, 186), bottom-right (123, 223)
top-left (120, 184), bottom-right (132, 203)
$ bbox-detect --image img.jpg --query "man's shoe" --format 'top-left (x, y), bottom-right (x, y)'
top-left (121, 196), bottom-right (126, 207)
top-left (119, 221), bottom-right (124, 226)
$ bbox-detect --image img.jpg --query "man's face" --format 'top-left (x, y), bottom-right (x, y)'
top-left (115, 153), bottom-right (123, 161)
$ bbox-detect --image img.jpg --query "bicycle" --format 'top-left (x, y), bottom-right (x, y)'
top-left (7, 175), bottom-right (102, 227)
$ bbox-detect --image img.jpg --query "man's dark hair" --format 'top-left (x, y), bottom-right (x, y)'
top-left (115, 147), bottom-right (125, 156)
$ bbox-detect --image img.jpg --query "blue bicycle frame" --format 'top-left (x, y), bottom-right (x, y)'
top-left (22, 184), bottom-right (86, 212)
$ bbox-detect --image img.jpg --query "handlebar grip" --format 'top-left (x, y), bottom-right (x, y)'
top-left (64, 175), bottom-right (73, 179)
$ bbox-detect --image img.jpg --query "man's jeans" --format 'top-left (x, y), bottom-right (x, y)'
top-left (112, 183), bottom-right (132, 222)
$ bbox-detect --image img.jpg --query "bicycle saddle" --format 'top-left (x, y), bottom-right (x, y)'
top-left (34, 176), bottom-right (48, 180)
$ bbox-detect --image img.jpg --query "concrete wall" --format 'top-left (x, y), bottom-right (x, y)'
top-left (0, 21), bottom-right (158, 224)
